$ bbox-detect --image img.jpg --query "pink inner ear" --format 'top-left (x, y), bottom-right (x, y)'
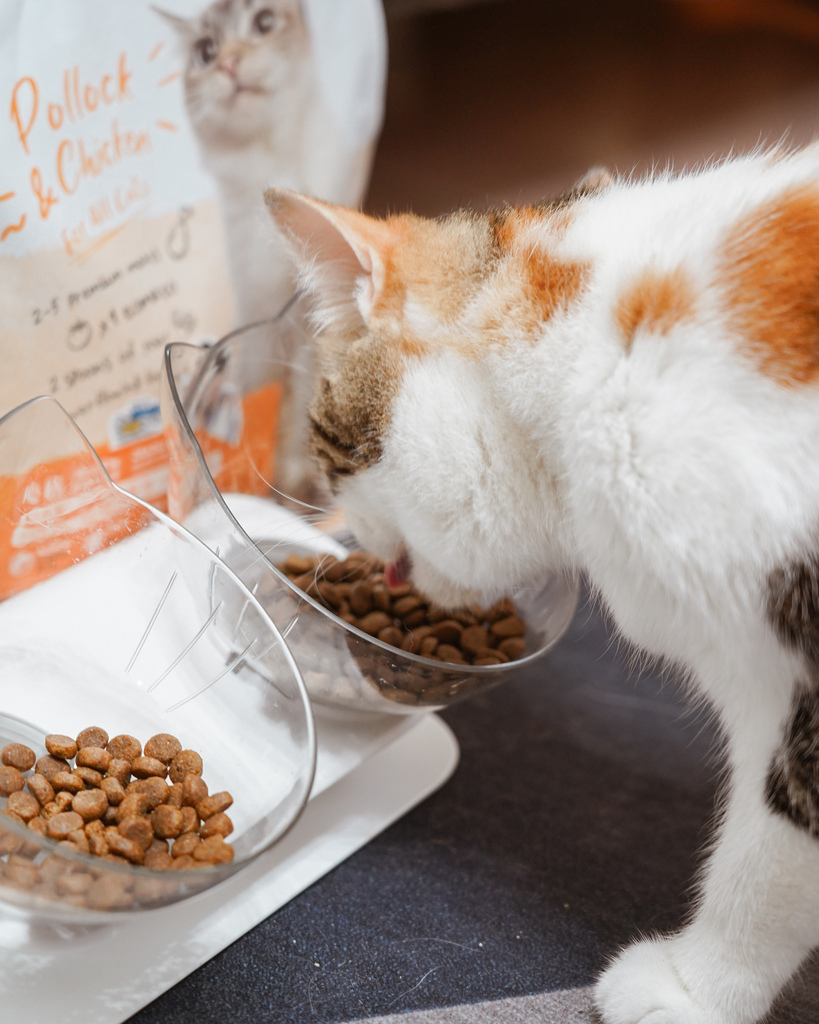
top-left (267, 190), bottom-right (375, 285)
top-left (265, 189), bottom-right (390, 323)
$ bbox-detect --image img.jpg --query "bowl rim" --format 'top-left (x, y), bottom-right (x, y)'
top-left (0, 394), bottom-right (318, 888)
top-left (163, 318), bottom-right (581, 678)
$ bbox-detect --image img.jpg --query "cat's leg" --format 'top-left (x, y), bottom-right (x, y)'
top-left (595, 653), bottom-right (819, 1024)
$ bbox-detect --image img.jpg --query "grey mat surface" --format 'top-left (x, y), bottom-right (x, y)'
top-left (126, 590), bottom-right (819, 1023)
top-left (124, 589), bottom-right (818, 1019)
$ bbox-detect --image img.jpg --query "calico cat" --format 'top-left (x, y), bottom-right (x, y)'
top-left (157, 0), bottom-right (373, 497)
top-left (264, 148), bottom-right (819, 1024)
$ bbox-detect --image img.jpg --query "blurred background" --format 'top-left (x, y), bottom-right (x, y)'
top-left (366, 0), bottom-right (819, 216)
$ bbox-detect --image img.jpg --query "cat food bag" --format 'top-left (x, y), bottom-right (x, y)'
top-left (0, 0), bottom-right (387, 598)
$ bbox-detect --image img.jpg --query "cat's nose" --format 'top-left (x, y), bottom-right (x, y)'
top-left (217, 52), bottom-right (240, 78)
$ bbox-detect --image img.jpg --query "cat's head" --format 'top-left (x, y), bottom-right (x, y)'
top-left (266, 189), bottom-right (585, 606)
top-left (155, 0), bottom-right (309, 146)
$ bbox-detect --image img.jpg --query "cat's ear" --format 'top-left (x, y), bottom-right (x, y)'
top-left (151, 6), bottom-right (195, 39)
top-left (572, 166), bottom-right (613, 196)
top-left (264, 189), bottom-right (393, 335)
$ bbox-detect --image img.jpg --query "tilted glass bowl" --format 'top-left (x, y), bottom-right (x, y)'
top-left (161, 308), bottom-right (579, 715)
top-left (0, 396), bottom-right (315, 922)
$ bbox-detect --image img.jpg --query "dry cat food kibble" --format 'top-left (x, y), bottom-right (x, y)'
top-left (273, 550), bottom-right (529, 707)
top-left (0, 728), bottom-right (236, 909)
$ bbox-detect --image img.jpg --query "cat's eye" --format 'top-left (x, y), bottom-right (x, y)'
top-left (252, 8), bottom-right (279, 34)
top-left (193, 35), bottom-right (219, 66)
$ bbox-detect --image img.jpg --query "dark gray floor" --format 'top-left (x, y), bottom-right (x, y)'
top-left (128, 589), bottom-right (732, 1023)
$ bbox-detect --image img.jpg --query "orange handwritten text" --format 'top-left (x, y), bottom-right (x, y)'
top-left (10, 54), bottom-right (134, 154)
top-left (56, 121), bottom-right (151, 196)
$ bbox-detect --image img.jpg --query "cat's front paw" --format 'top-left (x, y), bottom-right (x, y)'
top-left (594, 939), bottom-right (720, 1024)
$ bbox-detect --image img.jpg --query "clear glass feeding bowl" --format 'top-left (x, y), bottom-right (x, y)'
top-left (0, 396), bottom-right (315, 922)
top-left (161, 305), bottom-right (580, 715)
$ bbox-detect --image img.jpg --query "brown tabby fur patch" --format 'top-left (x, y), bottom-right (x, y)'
top-left (308, 332), bottom-right (405, 489)
top-left (721, 188), bottom-right (819, 386)
top-left (766, 553), bottom-right (819, 835)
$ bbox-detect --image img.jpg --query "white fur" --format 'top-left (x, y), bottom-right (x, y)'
top-left (301, 148), bottom-right (819, 1023)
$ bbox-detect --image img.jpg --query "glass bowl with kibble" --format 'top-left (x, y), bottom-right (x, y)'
top-left (0, 397), bottom-right (315, 921)
top-left (161, 309), bottom-right (580, 714)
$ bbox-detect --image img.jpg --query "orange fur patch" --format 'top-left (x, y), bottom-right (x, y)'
top-left (721, 188), bottom-right (819, 385)
top-left (615, 268), bottom-right (695, 348)
top-left (527, 253), bottom-right (588, 321)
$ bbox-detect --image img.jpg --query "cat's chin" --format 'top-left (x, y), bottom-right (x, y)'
top-left (409, 554), bottom-right (494, 612)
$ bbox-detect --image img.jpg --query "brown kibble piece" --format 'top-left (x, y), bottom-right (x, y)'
top-left (106, 758), bottom-right (132, 786)
top-left (28, 816), bottom-right (47, 837)
top-left (436, 644), bottom-right (467, 664)
top-left (0, 765), bottom-right (24, 796)
top-left (73, 766), bottom-right (103, 788)
top-left (171, 832), bottom-right (201, 857)
top-left (193, 835), bottom-right (234, 864)
top-left (86, 875), bottom-right (134, 910)
top-left (130, 756), bottom-right (168, 779)
top-left (420, 636), bottom-right (439, 658)
top-left (196, 791), bottom-right (233, 820)
top-left (460, 624), bottom-right (490, 655)
top-left (46, 811), bottom-right (84, 840)
top-left (430, 620), bottom-right (463, 645)
top-left (41, 801), bottom-right (60, 820)
top-left (46, 734), bottom-right (78, 759)
top-left (106, 831), bottom-right (144, 864)
top-left (8, 790), bottom-right (40, 821)
top-left (179, 806), bottom-right (199, 834)
top-left (76, 726), bottom-right (109, 750)
top-left (144, 848), bottom-right (174, 871)
top-left (199, 812), bottom-right (233, 839)
top-left (169, 854), bottom-right (196, 870)
top-left (426, 603), bottom-right (450, 623)
top-left (356, 611), bottom-right (394, 637)
top-left (106, 735), bottom-right (142, 762)
top-left (76, 746), bottom-right (111, 772)
top-left (165, 782), bottom-right (184, 808)
top-left (402, 608), bottom-right (426, 628)
top-left (498, 636), bottom-right (527, 659)
top-left (392, 594), bottom-right (424, 618)
top-left (377, 625), bottom-right (404, 648)
top-left (26, 773), bottom-right (54, 807)
top-left (490, 614), bottom-right (526, 639)
top-left (52, 771), bottom-right (84, 794)
top-left (349, 580), bottom-right (373, 617)
top-left (181, 774), bottom-right (208, 807)
top-left (100, 776), bottom-right (125, 806)
top-left (116, 792), bottom-right (149, 822)
top-left (284, 552), bottom-right (316, 575)
top-left (169, 750), bottom-right (203, 783)
top-left (55, 790), bottom-right (74, 811)
top-left (144, 733), bottom-right (182, 765)
top-left (128, 777), bottom-right (168, 809)
top-left (66, 828), bottom-right (91, 854)
top-left (151, 804), bottom-right (184, 839)
top-left (72, 788), bottom-right (109, 821)
top-left (7, 858), bottom-right (39, 889)
top-left (119, 815), bottom-right (154, 851)
top-left (87, 832), bottom-right (109, 857)
top-left (57, 866), bottom-right (93, 893)
top-left (1, 743), bottom-right (36, 771)
top-left (35, 755), bottom-right (70, 782)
